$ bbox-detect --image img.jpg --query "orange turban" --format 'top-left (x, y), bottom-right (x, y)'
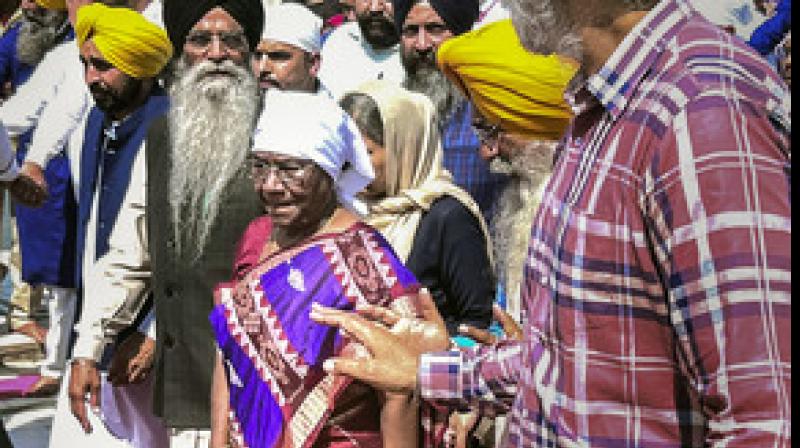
top-left (437, 19), bottom-right (577, 140)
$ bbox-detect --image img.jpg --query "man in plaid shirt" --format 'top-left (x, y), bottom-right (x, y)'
top-left (312, 0), bottom-right (792, 446)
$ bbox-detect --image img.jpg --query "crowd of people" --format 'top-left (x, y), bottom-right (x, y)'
top-left (0, 0), bottom-right (791, 447)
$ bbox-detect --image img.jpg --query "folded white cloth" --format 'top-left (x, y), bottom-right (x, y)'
top-left (253, 90), bottom-right (375, 216)
top-left (262, 3), bottom-right (322, 53)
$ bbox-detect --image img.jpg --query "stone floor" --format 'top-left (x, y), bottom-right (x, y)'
top-left (0, 316), bottom-right (56, 448)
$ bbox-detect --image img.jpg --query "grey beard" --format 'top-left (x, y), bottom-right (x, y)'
top-left (404, 66), bottom-right (464, 126)
top-left (16, 16), bottom-right (64, 65)
top-left (168, 57), bottom-right (259, 260)
top-left (489, 140), bottom-right (557, 319)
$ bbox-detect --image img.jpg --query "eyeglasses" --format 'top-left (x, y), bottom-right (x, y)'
top-left (185, 30), bottom-right (248, 53)
top-left (472, 122), bottom-right (501, 145)
top-left (248, 156), bottom-right (312, 184)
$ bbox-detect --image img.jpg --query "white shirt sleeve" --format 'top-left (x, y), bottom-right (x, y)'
top-left (25, 64), bottom-right (90, 167)
top-left (72, 145), bottom-right (151, 361)
top-left (0, 122), bottom-right (19, 181)
top-left (0, 41), bottom-right (71, 137)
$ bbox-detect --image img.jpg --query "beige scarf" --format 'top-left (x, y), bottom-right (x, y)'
top-left (356, 80), bottom-right (493, 265)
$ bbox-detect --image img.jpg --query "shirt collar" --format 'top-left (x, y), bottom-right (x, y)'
top-left (570, 0), bottom-right (697, 119)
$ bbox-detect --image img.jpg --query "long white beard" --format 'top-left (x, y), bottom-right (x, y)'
top-left (489, 140), bottom-right (557, 321)
top-left (168, 58), bottom-right (259, 259)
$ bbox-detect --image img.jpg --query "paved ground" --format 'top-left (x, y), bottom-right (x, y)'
top-left (0, 317), bottom-right (55, 448)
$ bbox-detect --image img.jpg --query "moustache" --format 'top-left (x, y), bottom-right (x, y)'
top-left (191, 60), bottom-right (249, 83)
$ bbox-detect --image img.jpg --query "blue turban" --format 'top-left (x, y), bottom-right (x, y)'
top-left (393, 0), bottom-right (479, 36)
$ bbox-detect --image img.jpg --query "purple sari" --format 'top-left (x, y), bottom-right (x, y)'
top-left (211, 222), bottom-right (420, 448)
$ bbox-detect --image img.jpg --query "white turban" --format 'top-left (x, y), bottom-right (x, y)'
top-left (262, 3), bottom-right (322, 54)
top-left (253, 90), bottom-right (375, 215)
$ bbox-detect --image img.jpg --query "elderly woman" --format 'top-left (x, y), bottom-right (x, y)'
top-left (340, 80), bottom-right (495, 336)
top-left (209, 91), bottom-right (419, 448)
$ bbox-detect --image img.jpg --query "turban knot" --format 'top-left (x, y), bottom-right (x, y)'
top-left (394, 0), bottom-right (479, 36)
top-left (34, 0), bottom-right (67, 10)
top-left (76, 3), bottom-right (173, 79)
top-left (437, 19), bottom-right (577, 140)
top-left (162, 0), bottom-right (264, 55)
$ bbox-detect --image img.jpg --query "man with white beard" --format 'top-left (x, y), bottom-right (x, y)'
top-left (147, 1), bottom-right (264, 445)
top-left (0, 0), bottom-right (68, 98)
top-left (309, 0), bottom-right (792, 446)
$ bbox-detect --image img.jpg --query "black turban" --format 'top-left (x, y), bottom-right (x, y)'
top-left (393, 0), bottom-right (479, 37)
top-left (162, 0), bottom-right (264, 55)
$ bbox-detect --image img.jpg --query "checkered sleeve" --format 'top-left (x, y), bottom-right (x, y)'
top-left (645, 96), bottom-right (792, 446)
top-left (418, 340), bottom-right (521, 416)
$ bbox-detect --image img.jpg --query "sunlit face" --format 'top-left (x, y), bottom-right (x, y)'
top-left (400, 3), bottom-right (453, 74)
top-left (360, 133), bottom-right (387, 199)
top-left (251, 39), bottom-right (319, 92)
top-left (80, 39), bottom-right (142, 117)
top-left (183, 7), bottom-right (249, 68)
top-left (354, 0), bottom-right (398, 49)
top-left (250, 152), bottom-right (336, 230)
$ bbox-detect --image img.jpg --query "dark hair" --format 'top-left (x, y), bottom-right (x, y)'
top-left (339, 92), bottom-right (385, 146)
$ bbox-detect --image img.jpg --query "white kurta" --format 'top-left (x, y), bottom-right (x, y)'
top-left (318, 21), bottom-right (406, 100)
top-left (71, 131), bottom-right (151, 362)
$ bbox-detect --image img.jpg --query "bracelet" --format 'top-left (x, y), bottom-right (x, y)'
top-left (71, 358), bottom-right (97, 368)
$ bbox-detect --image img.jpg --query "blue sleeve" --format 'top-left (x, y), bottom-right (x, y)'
top-left (748, 0), bottom-right (792, 55)
top-left (0, 25), bottom-right (19, 84)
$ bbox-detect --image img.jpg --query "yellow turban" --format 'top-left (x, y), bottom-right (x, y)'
top-left (76, 4), bottom-right (173, 79)
top-left (34, 0), bottom-right (67, 10)
top-left (437, 19), bottom-right (577, 140)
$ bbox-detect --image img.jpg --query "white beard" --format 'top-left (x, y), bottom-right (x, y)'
top-left (16, 13), bottom-right (65, 65)
top-left (168, 57), bottom-right (260, 259)
top-left (489, 140), bottom-right (557, 322)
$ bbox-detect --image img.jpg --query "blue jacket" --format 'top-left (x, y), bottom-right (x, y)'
top-left (748, 0), bottom-right (792, 55)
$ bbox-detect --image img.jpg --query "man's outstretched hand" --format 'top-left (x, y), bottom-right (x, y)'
top-left (8, 162), bottom-right (48, 206)
top-left (310, 289), bottom-right (450, 394)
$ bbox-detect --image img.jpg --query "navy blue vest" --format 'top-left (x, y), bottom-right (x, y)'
top-left (75, 90), bottom-right (170, 289)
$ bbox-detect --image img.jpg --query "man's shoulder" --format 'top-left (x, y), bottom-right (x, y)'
top-left (0, 21), bottom-right (20, 44)
top-left (321, 22), bottom-right (360, 53)
top-left (644, 17), bottom-right (788, 120)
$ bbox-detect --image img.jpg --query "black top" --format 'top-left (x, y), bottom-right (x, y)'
top-left (406, 196), bottom-right (495, 335)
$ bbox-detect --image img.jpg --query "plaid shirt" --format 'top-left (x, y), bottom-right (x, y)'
top-left (441, 100), bottom-right (508, 224)
top-left (420, 1), bottom-right (792, 446)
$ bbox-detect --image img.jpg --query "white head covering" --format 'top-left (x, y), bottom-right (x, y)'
top-left (262, 3), bottom-right (323, 54)
top-left (253, 90), bottom-right (375, 215)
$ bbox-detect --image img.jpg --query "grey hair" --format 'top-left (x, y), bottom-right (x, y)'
top-left (501, 0), bottom-right (582, 60)
top-left (340, 92), bottom-right (385, 146)
top-left (501, 0), bottom-right (657, 58)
